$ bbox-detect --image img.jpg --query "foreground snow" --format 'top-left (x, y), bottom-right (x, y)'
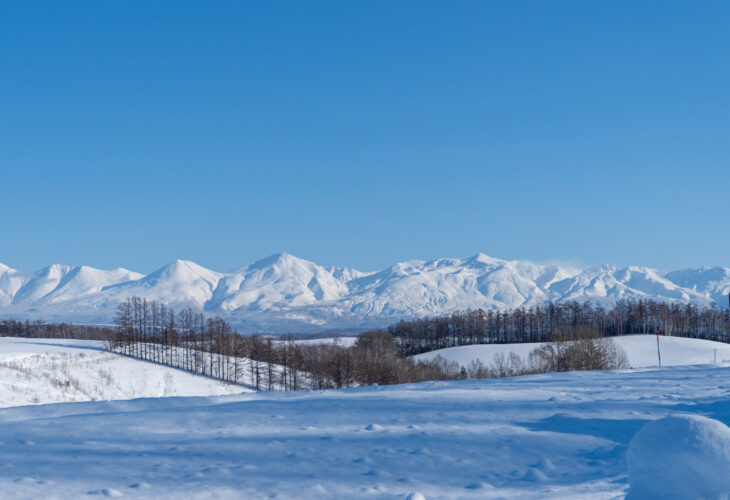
top-left (0, 338), bottom-right (250, 408)
top-left (415, 334), bottom-right (730, 369)
top-left (3, 361), bottom-right (730, 498)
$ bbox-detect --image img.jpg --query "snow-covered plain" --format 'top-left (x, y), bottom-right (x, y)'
top-left (415, 334), bottom-right (730, 369)
top-left (4, 357), bottom-right (730, 498)
top-left (0, 338), bottom-right (250, 408)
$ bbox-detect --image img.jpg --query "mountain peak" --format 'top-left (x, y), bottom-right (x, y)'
top-left (247, 252), bottom-right (309, 271)
top-left (467, 253), bottom-right (505, 266)
top-left (149, 259), bottom-right (221, 281)
top-left (2, 253), bottom-right (729, 333)
top-left (169, 258), bottom-right (199, 267)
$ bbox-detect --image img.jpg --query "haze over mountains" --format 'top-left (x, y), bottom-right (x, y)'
top-left (1, 253), bottom-right (729, 333)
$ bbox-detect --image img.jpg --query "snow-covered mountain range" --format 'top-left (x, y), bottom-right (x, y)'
top-left (1, 253), bottom-right (729, 333)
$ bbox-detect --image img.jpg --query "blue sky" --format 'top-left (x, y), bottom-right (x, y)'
top-left (2, 1), bottom-right (729, 273)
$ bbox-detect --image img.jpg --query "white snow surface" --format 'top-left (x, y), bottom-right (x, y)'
top-left (3, 343), bottom-right (730, 498)
top-left (1, 252), bottom-right (728, 333)
top-left (0, 338), bottom-right (249, 408)
top-left (415, 334), bottom-right (730, 369)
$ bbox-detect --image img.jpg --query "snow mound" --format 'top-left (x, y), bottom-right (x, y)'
top-left (627, 415), bottom-right (730, 499)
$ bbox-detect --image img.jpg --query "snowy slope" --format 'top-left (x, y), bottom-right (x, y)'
top-left (666, 266), bottom-right (730, 307)
top-left (0, 263), bottom-right (143, 310)
top-left (209, 253), bottom-right (350, 312)
top-left (100, 259), bottom-right (223, 308)
top-left (1, 253), bottom-right (729, 333)
top-left (0, 338), bottom-right (250, 408)
top-left (343, 254), bottom-right (573, 318)
top-left (414, 334), bottom-right (730, 369)
top-left (13, 265), bottom-right (144, 306)
top-left (548, 265), bottom-right (711, 306)
top-left (0, 263), bottom-right (32, 307)
top-left (4, 361), bottom-right (730, 498)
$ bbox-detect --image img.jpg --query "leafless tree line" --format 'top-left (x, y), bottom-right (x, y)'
top-left (390, 299), bottom-right (730, 355)
top-left (0, 319), bottom-right (113, 340)
top-left (465, 326), bottom-right (630, 379)
top-left (110, 297), bottom-right (462, 390)
top-left (2, 297), bottom-right (678, 389)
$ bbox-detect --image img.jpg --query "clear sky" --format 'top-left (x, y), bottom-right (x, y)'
top-left (2, 1), bottom-right (729, 274)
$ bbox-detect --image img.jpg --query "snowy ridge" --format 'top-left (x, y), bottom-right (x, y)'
top-left (0, 252), bottom-right (729, 333)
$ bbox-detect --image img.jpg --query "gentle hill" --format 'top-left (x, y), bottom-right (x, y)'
top-left (0, 337), bottom-right (251, 408)
top-left (414, 334), bottom-right (730, 369)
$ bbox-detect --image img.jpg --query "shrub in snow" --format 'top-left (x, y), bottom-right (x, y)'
top-left (627, 414), bottom-right (730, 499)
top-left (530, 326), bottom-right (630, 372)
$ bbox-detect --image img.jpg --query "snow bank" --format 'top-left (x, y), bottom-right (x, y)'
top-left (627, 415), bottom-right (730, 499)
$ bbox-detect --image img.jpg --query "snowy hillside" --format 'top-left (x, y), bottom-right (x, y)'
top-left (415, 334), bottom-right (730, 370)
top-left (0, 338), bottom-right (250, 408)
top-left (4, 361), bottom-right (730, 498)
top-left (1, 252), bottom-right (729, 333)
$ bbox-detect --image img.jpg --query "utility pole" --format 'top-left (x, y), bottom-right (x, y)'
top-left (656, 331), bottom-right (662, 368)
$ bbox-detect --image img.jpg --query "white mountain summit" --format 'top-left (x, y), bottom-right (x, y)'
top-left (0, 253), bottom-right (727, 333)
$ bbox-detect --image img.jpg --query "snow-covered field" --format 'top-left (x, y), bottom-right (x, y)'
top-left (414, 334), bottom-right (730, 369)
top-left (3, 362), bottom-right (730, 498)
top-left (0, 338), bottom-right (250, 408)
top-left (4, 336), bottom-right (730, 498)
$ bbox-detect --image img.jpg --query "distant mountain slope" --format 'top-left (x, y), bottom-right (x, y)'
top-left (0, 253), bottom-right (728, 333)
top-left (342, 254), bottom-right (576, 318)
top-left (0, 263), bottom-right (142, 309)
top-left (0, 263), bottom-right (32, 307)
top-left (209, 253), bottom-right (350, 313)
top-left (665, 267), bottom-right (730, 308)
top-left (547, 265), bottom-right (711, 306)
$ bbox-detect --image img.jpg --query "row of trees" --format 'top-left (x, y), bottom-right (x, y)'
top-left (0, 319), bottom-right (113, 340)
top-left (110, 297), bottom-right (462, 390)
top-left (6, 297), bottom-right (728, 390)
top-left (389, 299), bottom-right (730, 355)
